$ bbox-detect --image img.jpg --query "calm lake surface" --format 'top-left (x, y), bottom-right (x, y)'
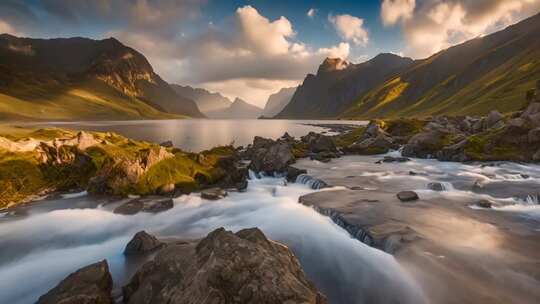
top-left (28, 119), bottom-right (365, 151)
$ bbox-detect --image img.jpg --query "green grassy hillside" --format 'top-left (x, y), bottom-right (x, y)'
top-left (340, 12), bottom-right (540, 119)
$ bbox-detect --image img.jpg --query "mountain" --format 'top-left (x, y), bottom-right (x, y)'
top-left (0, 34), bottom-right (204, 120)
top-left (171, 84), bottom-right (232, 114)
top-left (207, 98), bottom-right (262, 119)
top-left (261, 87), bottom-right (296, 118)
top-left (276, 54), bottom-right (414, 119)
top-left (341, 12), bottom-right (540, 119)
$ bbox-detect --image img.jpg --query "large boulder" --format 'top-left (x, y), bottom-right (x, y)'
top-left (486, 111), bottom-right (504, 129)
top-left (37, 260), bottom-right (113, 304)
top-left (122, 227), bottom-right (327, 304)
top-left (286, 166), bottom-right (307, 182)
top-left (402, 130), bottom-right (451, 158)
top-left (436, 139), bottom-right (469, 162)
top-left (124, 231), bottom-right (164, 256)
top-left (249, 139), bottom-right (295, 173)
top-left (346, 134), bottom-right (397, 155)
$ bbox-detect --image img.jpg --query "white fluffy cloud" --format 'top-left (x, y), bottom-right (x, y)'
top-left (115, 5), bottom-right (353, 106)
top-left (307, 8), bottom-right (317, 18)
top-left (382, 0), bottom-right (540, 58)
top-left (381, 0), bottom-right (415, 26)
top-left (329, 14), bottom-right (369, 46)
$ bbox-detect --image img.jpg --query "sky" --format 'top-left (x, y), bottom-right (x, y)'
top-left (0, 0), bottom-right (539, 107)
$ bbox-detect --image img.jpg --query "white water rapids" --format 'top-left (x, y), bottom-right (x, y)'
top-left (0, 174), bottom-right (427, 304)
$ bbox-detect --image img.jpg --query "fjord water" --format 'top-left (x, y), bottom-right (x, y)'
top-left (28, 119), bottom-right (364, 151)
top-left (0, 176), bottom-right (426, 304)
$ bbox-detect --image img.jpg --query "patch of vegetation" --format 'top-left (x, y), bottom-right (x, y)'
top-left (333, 126), bottom-right (366, 147)
top-left (383, 118), bottom-right (427, 138)
top-left (291, 141), bottom-right (309, 158)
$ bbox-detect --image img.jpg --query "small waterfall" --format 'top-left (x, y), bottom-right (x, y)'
top-left (524, 194), bottom-right (540, 205)
top-left (440, 182), bottom-right (454, 191)
top-left (296, 174), bottom-right (328, 190)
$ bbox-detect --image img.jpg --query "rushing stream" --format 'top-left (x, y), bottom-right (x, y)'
top-left (0, 174), bottom-right (426, 304)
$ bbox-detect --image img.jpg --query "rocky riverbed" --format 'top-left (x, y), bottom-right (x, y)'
top-left (3, 102), bottom-right (540, 303)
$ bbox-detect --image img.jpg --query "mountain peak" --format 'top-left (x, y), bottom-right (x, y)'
top-left (317, 57), bottom-right (350, 74)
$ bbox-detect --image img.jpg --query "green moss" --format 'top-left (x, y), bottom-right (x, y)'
top-left (334, 126), bottom-right (366, 147)
top-left (0, 150), bottom-right (48, 209)
top-left (291, 141), bottom-right (309, 158)
top-left (383, 118), bottom-right (427, 138)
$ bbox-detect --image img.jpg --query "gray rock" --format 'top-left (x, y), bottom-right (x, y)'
top-left (427, 182), bottom-right (444, 191)
top-left (396, 191), bottom-right (419, 202)
top-left (528, 128), bottom-right (540, 143)
top-left (286, 166), bottom-right (308, 182)
top-left (475, 200), bottom-right (493, 209)
top-left (201, 188), bottom-right (227, 200)
top-left (347, 134), bottom-right (397, 154)
top-left (114, 196), bottom-right (174, 215)
top-left (37, 260), bottom-right (113, 304)
top-left (124, 231), bottom-right (164, 256)
top-left (486, 111), bottom-right (504, 128)
top-left (122, 227), bottom-right (327, 304)
top-left (249, 140), bottom-right (295, 173)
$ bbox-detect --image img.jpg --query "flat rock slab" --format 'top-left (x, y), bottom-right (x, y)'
top-left (114, 196), bottom-right (174, 215)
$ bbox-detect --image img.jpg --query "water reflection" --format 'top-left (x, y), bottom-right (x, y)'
top-left (25, 119), bottom-right (365, 152)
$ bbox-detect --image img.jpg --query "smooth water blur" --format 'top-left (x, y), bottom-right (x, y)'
top-left (0, 176), bottom-right (425, 304)
top-left (25, 119), bottom-right (365, 152)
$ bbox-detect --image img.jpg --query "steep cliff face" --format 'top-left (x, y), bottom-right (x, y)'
top-left (276, 54), bottom-right (413, 119)
top-left (0, 34), bottom-right (203, 119)
top-left (262, 87), bottom-right (296, 118)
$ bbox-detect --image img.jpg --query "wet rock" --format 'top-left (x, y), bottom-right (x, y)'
top-left (310, 151), bottom-right (337, 162)
top-left (475, 199), bottom-right (493, 209)
top-left (528, 128), bottom-right (540, 143)
top-left (124, 231), bottom-right (164, 256)
top-left (159, 140), bottom-right (173, 148)
top-left (347, 134), bottom-right (397, 155)
top-left (409, 171), bottom-right (417, 175)
top-left (436, 139), bottom-right (469, 162)
top-left (249, 140), bottom-right (295, 173)
top-left (402, 130), bottom-right (450, 158)
top-left (201, 187), bottom-right (227, 200)
top-left (427, 182), bottom-right (444, 191)
top-left (122, 227), bottom-right (327, 304)
top-left (114, 196), bottom-right (174, 215)
top-left (286, 166), bottom-right (307, 182)
top-left (37, 260), bottom-right (113, 304)
top-left (396, 191), bottom-right (419, 202)
top-left (280, 132), bottom-right (294, 142)
top-left (236, 180), bottom-right (248, 192)
top-left (308, 134), bottom-right (337, 153)
top-left (382, 156), bottom-right (410, 163)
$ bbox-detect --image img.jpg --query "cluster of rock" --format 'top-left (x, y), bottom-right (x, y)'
top-left (341, 99), bottom-right (540, 163)
top-left (39, 228), bottom-right (327, 304)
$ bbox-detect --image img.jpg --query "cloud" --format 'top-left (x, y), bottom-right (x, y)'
top-left (114, 5), bottom-right (352, 106)
top-left (0, 2), bottom-right (359, 106)
top-left (0, 19), bottom-right (22, 36)
top-left (381, 0), bottom-right (416, 26)
top-left (307, 8), bottom-right (317, 18)
top-left (381, 0), bottom-right (540, 58)
top-left (329, 14), bottom-right (369, 46)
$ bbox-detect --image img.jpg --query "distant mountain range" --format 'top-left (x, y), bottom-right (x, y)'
top-left (275, 55), bottom-right (413, 119)
top-left (261, 87), bottom-right (296, 118)
top-left (1, 11), bottom-right (538, 121)
top-left (206, 98), bottom-right (262, 119)
top-left (0, 34), bottom-right (204, 120)
top-left (171, 84), bottom-right (231, 114)
top-left (340, 11), bottom-right (540, 119)
top-left (278, 11), bottom-right (540, 119)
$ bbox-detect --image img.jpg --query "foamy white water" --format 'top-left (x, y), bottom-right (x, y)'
top-left (0, 175), bottom-right (426, 304)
